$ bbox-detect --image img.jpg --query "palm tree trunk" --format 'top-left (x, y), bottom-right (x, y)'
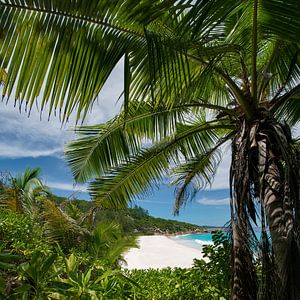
top-left (231, 118), bottom-right (300, 299)
top-left (231, 122), bottom-right (257, 300)
top-left (257, 122), bottom-right (300, 299)
top-left (263, 159), bottom-right (292, 297)
top-left (232, 220), bottom-right (257, 300)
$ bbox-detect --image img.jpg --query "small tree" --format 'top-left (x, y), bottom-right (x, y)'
top-left (0, 168), bottom-right (46, 215)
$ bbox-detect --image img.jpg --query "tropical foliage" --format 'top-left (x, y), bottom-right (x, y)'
top-left (116, 205), bottom-right (204, 235)
top-left (0, 202), bottom-right (230, 299)
top-left (0, 170), bottom-right (232, 299)
top-left (0, 210), bottom-right (49, 256)
top-left (0, 1), bottom-right (300, 299)
top-left (0, 168), bottom-right (47, 215)
top-left (0, 248), bottom-right (138, 300)
top-left (0, 170), bottom-right (138, 299)
top-left (56, 2), bottom-right (300, 298)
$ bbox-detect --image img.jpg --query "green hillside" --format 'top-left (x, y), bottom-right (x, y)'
top-left (95, 205), bottom-right (205, 235)
top-left (48, 194), bottom-right (204, 235)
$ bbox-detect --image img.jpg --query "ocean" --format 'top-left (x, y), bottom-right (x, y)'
top-left (174, 230), bottom-right (262, 252)
top-left (172, 233), bottom-right (214, 252)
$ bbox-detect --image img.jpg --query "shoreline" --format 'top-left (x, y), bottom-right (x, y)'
top-left (136, 228), bottom-right (224, 238)
top-left (123, 235), bottom-right (206, 270)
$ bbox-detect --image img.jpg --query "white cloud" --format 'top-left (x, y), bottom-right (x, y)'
top-left (46, 181), bottom-right (87, 192)
top-left (0, 142), bottom-right (62, 158)
top-left (0, 102), bottom-right (72, 159)
top-left (197, 197), bottom-right (229, 206)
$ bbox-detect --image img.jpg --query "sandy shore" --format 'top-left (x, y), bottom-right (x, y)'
top-left (123, 235), bottom-right (204, 270)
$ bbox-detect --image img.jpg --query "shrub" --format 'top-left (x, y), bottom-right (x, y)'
top-left (0, 210), bottom-right (50, 255)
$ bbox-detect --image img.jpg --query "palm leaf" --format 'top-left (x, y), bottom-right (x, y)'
top-left (14, 167), bottom-right (43, 191)
top-left (42, 199), bottom-right (89, 248)
top-left (172, 139), bottom-right (231, 214)
top-left (0, 0), bottom-right (290, 121)
top-left (0, 168), bottom-right (46, 214)
top-left (275, 97), bottom-right (300, 126)
top-left (66, 100), bottom-right (230, 183)
top-left (0, 0), bottom-right (188, 122)
top-left (88, 120), bottom-right (233, 208)
top-left (86, 221), bottom-right (137, 266)
top-left (261, 0), bottom-right (300, 41)
top-left (264, 43), bottom-right (300, 101)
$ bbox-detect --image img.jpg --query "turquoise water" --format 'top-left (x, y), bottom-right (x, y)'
top-left (172, 233), bottom-right (214, 251)
top-left (174, 231), bottom-right (262, 252)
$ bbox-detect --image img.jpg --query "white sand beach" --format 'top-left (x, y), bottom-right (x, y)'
top-left (123, 235), bottom-right (204, 269)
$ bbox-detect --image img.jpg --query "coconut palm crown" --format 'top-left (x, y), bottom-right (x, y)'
top-left (0, 168), bottom-right (47, 214)
top-left (0, 0), bottom-right (300, 299)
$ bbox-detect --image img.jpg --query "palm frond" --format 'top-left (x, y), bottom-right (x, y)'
top-left (172, 140), bottom-right (230, 215)
top-left (263, 44), bottom-right (300, 101)
top-left (0, 0), bottom-right (299, 123)
top-left (274, 97), bottom-right (300, 126)
top-left (14, 167), bottom-right (42, 191)
top-left (0, 0), bottom-right (265, 122)
top-left (42, 199), bottom-right (89, 249)
top-left (0, 168), bottom-right (47, 214)
top-left (65, 101), bottom-right (227, 183)
top-left (0, 0), bottom-right (188, 122)
top-left (261, 0), bottom-right (300, 42)
top-left (87, 221), bottom-right (137, 267)
top-left (178, 0), bottom-right (240, 42)
top-left (89, 120), bottom-right (232, 209)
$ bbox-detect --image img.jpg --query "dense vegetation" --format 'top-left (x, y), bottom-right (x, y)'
top-left (0, 210), bottom-right (137, 299)
top-left (0, 210), bottom-right (230, 299)
top-left (0, 169), bottom-right (137, 298)
top-left (0, 168), bottom-right (232, 299)
top-left (122, 206), bottom-right (204, 235)
top-left (94, 205), bottom-right (204, 235)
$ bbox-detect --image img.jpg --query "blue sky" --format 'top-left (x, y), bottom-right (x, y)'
top-left (1, 63), bottom-right (298, 227)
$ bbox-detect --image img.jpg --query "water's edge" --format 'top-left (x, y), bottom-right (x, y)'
top-left (171, 233), bottom-right (213, 252)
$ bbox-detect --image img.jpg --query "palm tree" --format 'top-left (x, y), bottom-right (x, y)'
top-left (41, 198), bottom-right (137, 260)
top-left (41, 198), bottom-right (91, 250)
top-left (0, 168), bottom-right (47, 214)
top-left (0, 1), bottom-right (300, 298)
